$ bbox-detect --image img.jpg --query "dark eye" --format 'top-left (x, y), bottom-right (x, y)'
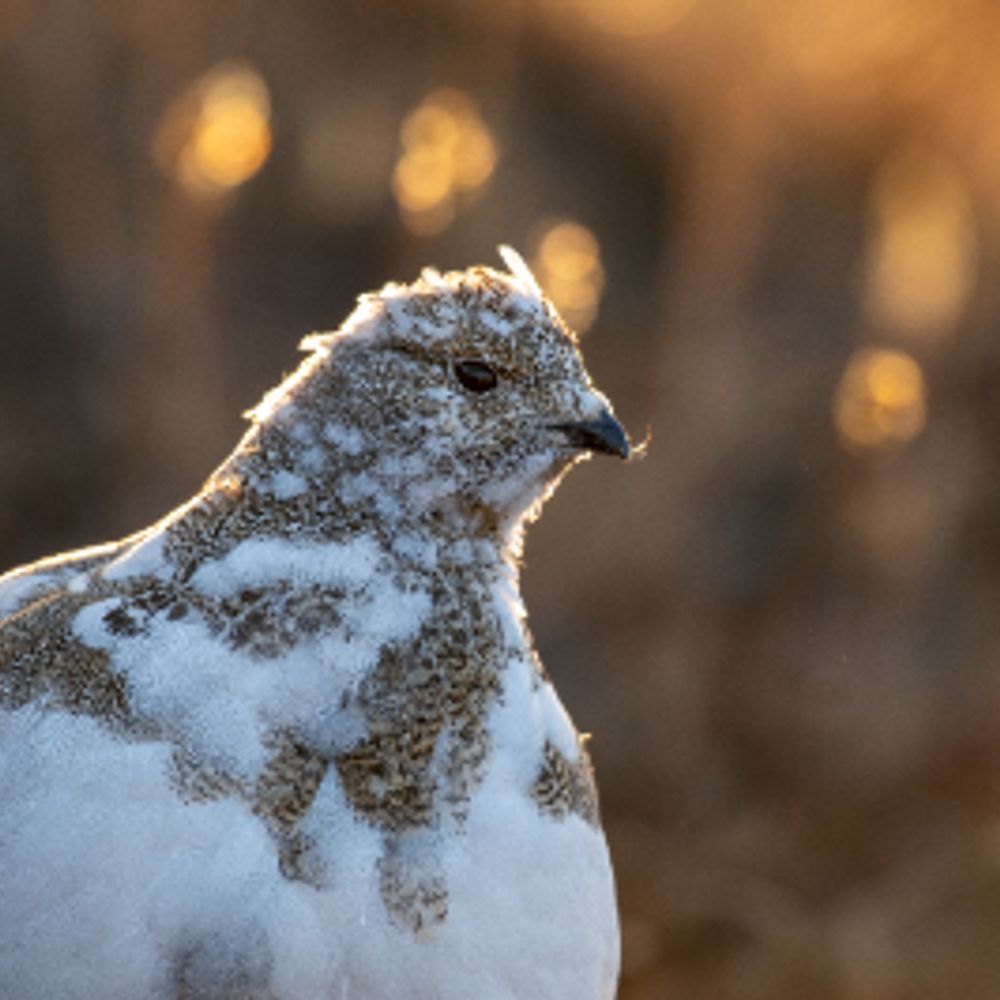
top-left (454, 359), bottom-right (498, 393)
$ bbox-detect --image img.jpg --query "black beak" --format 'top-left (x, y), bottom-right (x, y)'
top-left (554, 409), bottom-right (630, 459)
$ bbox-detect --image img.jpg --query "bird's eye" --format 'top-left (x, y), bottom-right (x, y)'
top-left (454, 359), bottom-right (498, 393)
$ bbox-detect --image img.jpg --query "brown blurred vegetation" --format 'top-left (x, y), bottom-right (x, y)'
top-left (3, 1), bottom-right (1000, 996)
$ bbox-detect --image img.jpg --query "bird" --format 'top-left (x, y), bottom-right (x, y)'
top-left (0, 246), bottom-right (629, 1000)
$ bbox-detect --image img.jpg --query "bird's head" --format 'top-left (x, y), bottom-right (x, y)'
top-left (245, 247), bottom-right (630, 550)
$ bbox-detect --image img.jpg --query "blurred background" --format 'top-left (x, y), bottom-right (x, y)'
top-left (3, 0), bottom-right (1000, 996)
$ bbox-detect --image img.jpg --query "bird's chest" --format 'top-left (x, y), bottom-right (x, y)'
top-left (276, 630), bottom-right (619, 998)
top-left (265, 677), bottom-right (618, 999)
top-left (1, 705), bottom-right (614, 1000)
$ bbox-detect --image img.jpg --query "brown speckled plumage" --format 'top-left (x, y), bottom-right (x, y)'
top-left (531, 739), bottom-right (601, 826)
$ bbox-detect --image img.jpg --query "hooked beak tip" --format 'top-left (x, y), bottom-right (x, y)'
top-left (553, 409), bottom-right (630, 459)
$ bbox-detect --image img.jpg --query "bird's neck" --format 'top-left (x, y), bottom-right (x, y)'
top-left (159, 427), bottom-right (525, 599)
top-left (186, 418), bottom-right (528, 571)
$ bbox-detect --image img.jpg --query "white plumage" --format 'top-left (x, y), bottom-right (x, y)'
top-left (0, 248), bottom-right (628, 999)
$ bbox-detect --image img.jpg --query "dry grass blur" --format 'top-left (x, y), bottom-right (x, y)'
top-left (2, 1), bottom-right (1000, 996)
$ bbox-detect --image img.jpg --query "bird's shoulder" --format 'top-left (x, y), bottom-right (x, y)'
top-left (0, 555), bottom-right (136, 730)
top-left (0, 536), bottom-right (132, 620)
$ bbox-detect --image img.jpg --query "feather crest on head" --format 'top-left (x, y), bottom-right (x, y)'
top-left (498, 245), bottom-right (543, 302)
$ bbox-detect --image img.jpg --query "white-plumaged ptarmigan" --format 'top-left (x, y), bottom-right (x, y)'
top-left (0, 247), bottom-right (629, 1000)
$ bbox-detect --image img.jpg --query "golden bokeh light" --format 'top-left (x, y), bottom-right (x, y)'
top-left (532, 221), bottom-right (605, 333)
top-left (866, 146), bottom-right (976, 340)
top-left (392, 89), bottom-right (497, 236)
top-left (154, 63), bottom-right (272, 199)
top-left (775, 0), bottom-right (949, 80)
top-left (834, 347), bottom-right (927, 451)
top-left (394, 145), bottom-right (454, 213)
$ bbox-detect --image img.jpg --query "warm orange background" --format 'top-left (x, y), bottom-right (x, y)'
top-left (2, 2), bottom-right (999, 997)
